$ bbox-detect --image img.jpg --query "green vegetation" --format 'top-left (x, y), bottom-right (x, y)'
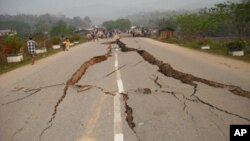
top-left (50, 21), bottom-right (75, 37)
top-left (226, 39), bottom-right (247, 51)
top-left (0, 48), bottom-right (61, 75)
top-left (0, 14), bottom-right (92, 36)
top-left (161, 37), bottom-right (250, 62)
top-left (158, 1), bottom-right (250, 62)
top-left (0, 34), bottom-right (87, 75)
top-left (102, 19), bottom-right (131, 31)
top-left (161, 2), bottom-right (249, 38)
top-left (0, 13), bottom-right (91, 74)
top-left (0, 35), bottom-right (24, 55)
top-left (0, 21), bottom-right (31, 36)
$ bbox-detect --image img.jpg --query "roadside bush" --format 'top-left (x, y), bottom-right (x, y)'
top-left (45, 39), bottom-right (53, 49)
top-left (162, 37), bottom-right (181, 44)
top-left (67, 34), bottom-right (81, 42)
top-left (226, 39), bottom-right (247, 51)
top-left (51, 36), bottom-right (60, 45)
top-left (0, 35), bottom-right (24, 55)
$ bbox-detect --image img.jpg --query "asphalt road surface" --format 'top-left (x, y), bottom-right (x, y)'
top-left (1, 37), bottom-right (250, 141)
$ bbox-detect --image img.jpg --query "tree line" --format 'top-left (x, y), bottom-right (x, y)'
top-left (102, 19), bottom-right (132, 31)
top-left (127, 1), bottom-right (250, 39)
top-left (0, 14), bottom-right (92, 36)
top-left (168, 1), bottom-right (250, 39)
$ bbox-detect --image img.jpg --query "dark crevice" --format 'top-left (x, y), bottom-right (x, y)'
top-left (183, 93), bottom-right (250, 122)
top-left (115, 39), bottom-right (250, 99)
top-left (115, 39), bottom-right (250, 122)
top-left (2, 89), bottom-right (41, 106)
top-left (75, 84), bottom-right (116, 96)
top-left (11, 128), bottom-right (24, 141)
top-left (135, 88), bottom-right (152, 94)
top-left (208, 108), bottom-right (227, 126)
top-left (104, 64), bottom-right (127, 78)
top-left (134, 60), bottom-right (144, 66)
top-left (184, 96), bottom-right (199, 103)
top-left (75, 84), bottom-right (92, 92)
top-left (47, 86), bottom-right (68, 124)
top-left (181, 95), bottom-right (195, 120)
top-left (154, 76), bottom-right (162, 89)
top-left (11, 87), bottom-right (24, 92)
top-left (40, 45), bottom-right (113, 139)
top-left (39, 83), bottom-right (65, 89)
top-left (2, 83), bottom-right (65, 106)
top-left (183, 100), bottom-right (187, 111)
top-left (193, 95), bottom-right (250, 122)
top-left (93, 86), bottom-right (116, 96)
top-left (11, 112), bottom-right (34, 141)
top-left (120, 93), bottom-right (141, 141)
top-left (183, 100), bottom-right (195, 120)
top-left (39, 123), bottom-right (52, 140)
top-left (208, 108), bottom-right (228, 141)
top-left (191, 84), bottom-right (198, 97)
top-left (161, 90), bottom-right (180, 101)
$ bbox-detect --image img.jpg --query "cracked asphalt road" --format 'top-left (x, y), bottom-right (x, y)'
top-left (0, 37), bottom-right (250, 141)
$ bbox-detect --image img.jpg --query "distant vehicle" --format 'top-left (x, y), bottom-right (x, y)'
top-left (129, 26), bottom-right (144, 37)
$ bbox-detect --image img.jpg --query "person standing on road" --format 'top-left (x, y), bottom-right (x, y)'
top-left (27, 37), bottom-right (37, 65)
top-left (60, 35), bottom-right (66, 51)
top-left (63, 38), bottom-right (70, 51)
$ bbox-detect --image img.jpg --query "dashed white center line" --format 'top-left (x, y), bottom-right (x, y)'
top-left (114, 47), bottom-right (124, 141)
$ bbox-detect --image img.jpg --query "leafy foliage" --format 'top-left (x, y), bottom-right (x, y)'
top-left (50, 21), bottom-right (75, 37)
top-left (0, 21), bottom-right (31, 36)
top-left (226, 39), bottom-right (247, 51)
top-left (174, 1), bottom-right (250, 38)
top-left (0, 14), bottom-right (92, 36)
top-left (102, 19), bottom-right (131, 31)
top-left (0, 35), bottom-right (24, 55)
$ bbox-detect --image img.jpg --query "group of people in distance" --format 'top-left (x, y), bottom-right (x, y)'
top-left (86, 29), bottom-right (114, 41)
top-left (27, 35), bottom-right (71, 65)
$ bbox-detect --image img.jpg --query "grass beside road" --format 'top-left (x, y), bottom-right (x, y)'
top-left (159, 38), bottom-right (250, 63)
top-left (0, 40), bottom-right (86, 75)
top-left (0, 48), bottom-right (61, 75)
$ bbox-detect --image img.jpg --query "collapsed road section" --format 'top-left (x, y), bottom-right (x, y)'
top-left (115, 39), bottom-right (250, 99)
top-left (114, 39), bottom-right (250, 125)
top-left (40, 45), bottom-right (113, 139)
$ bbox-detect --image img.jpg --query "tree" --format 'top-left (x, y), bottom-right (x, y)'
top-left (83, 16), bottom-right (92, 27)
top-left (0, 21), bottom-right (31, 36)
top-left (35, 20), bottom-right (50, 33)
top-left (1, 35), bottom-right (23, 55)
top-left (50, 21), bottom-right (70, 36)
top-left (233, 2), bottom-right (250, 37)
top-left (102, 19), bottom-right (131, 31)
top-left (72, 16), bottom-right (87, 29)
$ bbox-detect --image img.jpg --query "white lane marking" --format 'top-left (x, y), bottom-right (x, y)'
top-left (114, 49), bottom-right (124, 141)
top-left (117, 80), bottom-right (124, 93)
top-left (115, 60), bottom-right (118, 68)
top-left (115, 133), bottom-right (124, 141)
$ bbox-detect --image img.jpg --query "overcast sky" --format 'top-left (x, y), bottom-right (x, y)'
top-left (0, 0), bottom-right (240, 20)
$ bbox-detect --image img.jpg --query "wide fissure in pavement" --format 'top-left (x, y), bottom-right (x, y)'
top-left (115, 39), bottom-right (250, 122)
top-left (116, 39), bottom-right (250, 99)
top-left (40, 45), bottom-right (113, 139)
top-left (121, 93), bottom-right (141, 141)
